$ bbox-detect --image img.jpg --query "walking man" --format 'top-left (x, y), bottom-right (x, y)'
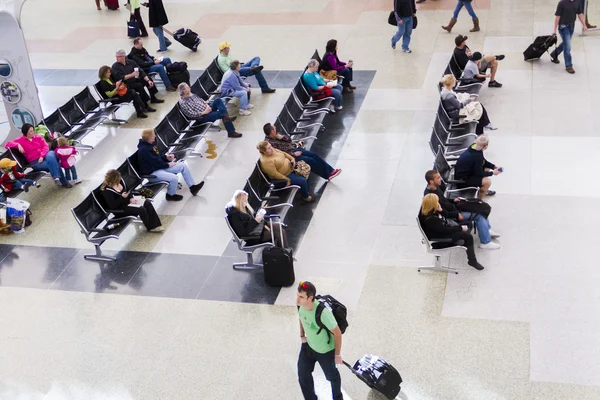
top-left (391, 0), bottom-right (417, 53)
top-left (143, 0), bottom-right (172, 53)
top-left (551, 0), bottom-right (587, 73)
top-left (442, 0), bottom-right (480, 33)
top-left (297, 281), bottom-right (344, 400)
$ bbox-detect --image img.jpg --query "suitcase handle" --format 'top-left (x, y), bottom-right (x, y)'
top-left (265, 214), bottom-right (282, 245)
top-left (162, 27), bottom-right (173, 37)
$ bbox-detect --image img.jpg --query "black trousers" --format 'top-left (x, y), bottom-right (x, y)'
top-left (124, 78), bottom-right (158, 104)
top-left (133, 7), bottom-right (148, 37)
top-left (116, 89), bottom-right (145, 113)
top-left (451, 231), bottom-right (477, 261)
top-left (260, 222), bottom-right (288, 248)
top-left (121, 201), bottom-right (161, 231)
top-left (475, 104), bottom-right (491, 135)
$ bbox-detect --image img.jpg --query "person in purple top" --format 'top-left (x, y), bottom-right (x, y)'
top-left (320, 39), bottom-right (355, 93)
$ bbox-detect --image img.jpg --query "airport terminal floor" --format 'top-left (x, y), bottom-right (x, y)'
top-left (1, 0), bottom-right (600, 398)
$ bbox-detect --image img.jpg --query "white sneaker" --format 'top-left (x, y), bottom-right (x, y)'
top-left (335, 106), bottom-right (343, 111)
top-left (329, 105), bottom-right (336, 113)
top-left (484, 123), bottom-right (498, 131)
top-left (247, 104), bottom-right (255, 109)
top-left (72, 179), bottom-right (82, 185)
top-left (54, 178), bottom-right (61, 186)
top-left (479, 241), bottom-right (501, 250)
top-left (239, 109), bottom-right (252, 116)
top-left (489, 230), bottom-right (501, 238)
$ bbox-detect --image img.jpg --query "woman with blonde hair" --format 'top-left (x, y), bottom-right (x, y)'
top-left (418, 193), bottom-right (484, 270)
top-left (100, 169), bottom-right (164, 232)
top-left (225, 190), bottom-right (287, 247)
top-left (257, 141), bottom-right (313, 202)
top-left (439, 74), bottom-right (494, 135)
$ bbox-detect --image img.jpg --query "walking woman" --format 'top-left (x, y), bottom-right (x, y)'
top-left (129, 0), bottom-right (149, 37)
top-left (143, 0), bottom-right (172, 52)
top-left (442, 0), bottom-right (480, 33)
top-left (391, 0), bottom-right (417, 53)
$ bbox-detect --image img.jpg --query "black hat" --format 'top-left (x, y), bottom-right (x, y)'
top-left (471, 52), bottom-right (483, 61)
top-left (455, 34), bottom-right (468, 47)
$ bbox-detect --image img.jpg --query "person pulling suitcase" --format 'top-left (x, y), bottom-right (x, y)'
top-left (297, 281), bottom-right (344, 400)
top-left (550, 0), bottom-right (587, 74)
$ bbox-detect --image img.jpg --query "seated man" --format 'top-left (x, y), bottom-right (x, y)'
top-left (454, 135), bottom-right (503, 200)
top-left (111, 49), bottom-right (164, 106)
top-left (128, 37), bottom-right (176, 92)
top-left (424, 169), bottom-right (500, 249)
top-left (454, 35), bottom-right (504, 88)
top-left (217, 42), bottom-right (275, 94)
top-left (263, 123), bottom-right (341, 181)
top-left (137, 129), bottom-right (204, 201)
top-left (177, 83), bottom-right (242, 138)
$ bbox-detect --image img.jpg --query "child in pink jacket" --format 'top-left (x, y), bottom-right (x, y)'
top-left (55, 137), bottom-right (81, 184)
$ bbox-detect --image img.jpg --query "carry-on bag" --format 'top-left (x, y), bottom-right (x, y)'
top-left (163, 28), bottom-right (201, 52)
top-left (344, 354), bottom-right (403, 400)
top-left (262, 216), bottom-right (295, 286)
top-left (5, 198), bottom-right (30, 233)
top-left (523, 35), bottom-right (557, 61)
top-left (104, 0), bottom-right (119, 10)
top-left (127, 16), bottom-right (141, 38)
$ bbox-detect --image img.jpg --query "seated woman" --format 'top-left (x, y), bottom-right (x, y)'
top-left (5, 124), bottom-right (71, 188)
top-left (303, 59), bottom-right (343, 113)
top-left (100, 169), bottom-right (164, 232)
top-left (225, 189), bottom-right (287, 248)
top-left (257, 141), bottom-right (314, 202)
top-left (220, 60), bottom-right (254, 116)
top-left (97, 65), bottom-right (150, 119)
top-left (418, 193), bottom-right (484, 270)
top-left (439, 74), bottom-right (495, 135)
top-left (177, 83), bottom-right (242, 138)
top-left (320, 39), bottom-right (355, 93)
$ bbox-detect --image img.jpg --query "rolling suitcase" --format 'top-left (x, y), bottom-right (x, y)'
top-left (344, 354), bottom-right (403, 400)
top-left (164, 28), bottom-right (201, 52)
top-left (523, 35), bottom-right (557, 61)
top-left (262, 217), bottom-right (295, 286)
top-left (104, 0), bottom-right (119, 10)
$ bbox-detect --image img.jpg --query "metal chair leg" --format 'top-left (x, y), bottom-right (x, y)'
top-left (417, 255), bottom-right (458, 275)
top-left (84, 245), bottom-right (116, 262)
top-left (233, 252), bottom-right (263, 270)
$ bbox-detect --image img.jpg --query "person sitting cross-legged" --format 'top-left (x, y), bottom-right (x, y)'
top-left (178, 83), bottom-right (242, 138)
top-left (454, 135), bottom-right (503, 200)
top-left (128, 37), bottom-right (176, 92)
top-left (424, 169), bottom-right (500, 249)
top-left (137, 129), bottom-right (204, 201)
top-left (217, 41), bottom-right (276, 94)
top-left (263, 123), bottom-right (341, 181)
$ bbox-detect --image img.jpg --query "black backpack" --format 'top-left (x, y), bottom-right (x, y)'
top-left (314, 295), bottom-right (348, 343)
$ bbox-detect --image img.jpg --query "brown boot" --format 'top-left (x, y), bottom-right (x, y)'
top-left (470, 18), bottom-right (480, 32)
top-left (442, 18), bottom-right (457, 33)
top-left (586, 16), bottom-right (596, 29)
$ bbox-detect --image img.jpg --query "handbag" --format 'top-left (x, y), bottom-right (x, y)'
top-left (456, 199), bottom-right (491, 219)
top-left (388, 11), bottom-right (396, 26)
top-left (127, 16), bottom-right (140, 38)
top-left (116, 82), bottom-right (128, 96)
top-left (293, 160), bottom-right (311, 179)
top-left (319, 69), bottom-right (338, 81)
top-left (413, 15), bottom-right (418, 29)
top-left (310, 86), bottom-right (332, 101)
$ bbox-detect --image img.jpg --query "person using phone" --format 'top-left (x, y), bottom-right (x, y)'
top-left (454, 135), bottom-right (503, 199)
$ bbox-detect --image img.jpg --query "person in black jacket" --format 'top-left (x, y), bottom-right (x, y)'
top-left (112, 49), bottom-right (164, 106)
top-left (137, 129), bottom-right (204, 201)
top-left (100, 169), bottom-right (163, 232)
top-left (225, 190), bottom-right (287, 247)
top-left (391, 0), bottom-right (416, 53)
top-left (143, 0), bottom-right (172, 52)
top-left (454, 135), bottom-right (503, 200)
top-left (97, 65), bottom-right (148, 118)
top-left (128, 38), bottom-right (175, 91)
top-left (419, 193), bottom-right (484, 270)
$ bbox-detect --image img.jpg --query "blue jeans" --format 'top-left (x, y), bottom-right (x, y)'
top-left (288, 173), bottom-right (310, 198)
top-left (64, 166), bottom-right (78, 181)
top-left (453, 1), bottom-right (478, 19)
top-left (231, 89), bottom-right (250, 110)
top-left (31, 151), bottom-right (67, 185)
top-left (153, 27), bottom-right (172, 51)
top-left (391, 16), bottom-right (413, 51)
top-left (298, 343), bottom-right (343, 400)
top-left (460, 212), bottom-right (491, 244)
top-left (149, 162), bottom-right (195, 195)
top-left (239, 56), bottom-right (270, 91)
top-left (12, 178), bottom-right (36, 190)
top-left (148, 57), bottom-right (172, 86)
top-left (551, 24), bottom-right (575, 68)
top-left (330, 86), bottom-right (342, 107)
top-left (200, 98), bottom-right (235, 133)
top-left (294, 149), bottom-right (333, 179)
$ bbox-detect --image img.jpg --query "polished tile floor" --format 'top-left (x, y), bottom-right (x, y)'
top-left (2, 0), bottom-right (600, 398)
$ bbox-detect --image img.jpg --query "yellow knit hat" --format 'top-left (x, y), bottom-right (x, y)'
top-left (219, 41), bottom-right (231, 51)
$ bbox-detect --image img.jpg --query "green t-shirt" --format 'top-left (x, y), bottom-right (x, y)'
top-left (299, 300), bottom-right (338, 354)
top-left (217, 53), bottom-right (232, 73)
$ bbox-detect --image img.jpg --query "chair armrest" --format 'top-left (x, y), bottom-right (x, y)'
top-left (447, 179), bottom-right (466, 184)
top-left (430, 238), bottom-right (453, 244)
top-left (270, 179), bottom-right (289, 189)
top-left (263, 195), bottom-right (279, 201)
top-left (240, 234), bottom-right (262, 241)
top-left (141, 174), bottom-right (157, 179)
top-left (167, 142), bottom-right (188, 147)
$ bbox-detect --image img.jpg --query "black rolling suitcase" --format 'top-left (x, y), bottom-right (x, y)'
top-left (524, 35), bottom-right (557, 61)
top-left (262, 217), bottom-right (295, 286)
top-left (344, 355), bottom-right (403, 400)
top-left (164, 28), bottom-right (201, 52)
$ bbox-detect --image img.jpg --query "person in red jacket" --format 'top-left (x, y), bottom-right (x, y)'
top-left (0, 158), bottom-right (40, 195)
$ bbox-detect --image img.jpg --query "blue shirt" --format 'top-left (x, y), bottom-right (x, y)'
top-left (302, 71), bottom-right (325, 91)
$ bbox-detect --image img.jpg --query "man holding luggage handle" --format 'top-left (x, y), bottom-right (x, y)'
top-left (550, 0), bottom-right (587, 74)
top-left (297, 281), bottom-right (344, 400)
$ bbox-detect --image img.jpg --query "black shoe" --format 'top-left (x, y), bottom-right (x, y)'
top-left (468, 259), bottom-right (485, 270)
top-left (35, 182), bottom-right (41, 188)
top-left (23, 183), bottom-right (30, 193)
top-left (550, 55), bottom-right (560, 64)
top-left (488, 80), bottom-right (502, 88)
top-left (495, 54), bottom-right (505, 61)
top-left (228, 131), bottom-right (243, 138)
top-left (137, 112), bottom-right (148, 118)
top-left (251, 65), bottom-right (264, 73)
top-left (222, 115), bottom-right (237, 123)
top-left (166, 193), bottom-right (183, 201)
top-left (151, 97), bottom-right (165, 104)
top-left (261, 88), bottom-right (276, 93)
top-left (145, 106), bottom-right (157, 112)
top-left (166, 85), bottom-right (177, 92)
top-left (62, 182), bottom-right (73, 188)
top-left (190, 181), bottom-right (204, 196)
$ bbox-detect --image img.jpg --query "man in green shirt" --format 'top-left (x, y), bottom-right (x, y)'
top-left (217, 42), bottom-right (275, 93)
top-left (297, 281), bottom-right (343, 400)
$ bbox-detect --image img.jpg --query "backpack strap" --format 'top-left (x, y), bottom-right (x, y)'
top-left (314, 301), bottom-right (332, 344)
